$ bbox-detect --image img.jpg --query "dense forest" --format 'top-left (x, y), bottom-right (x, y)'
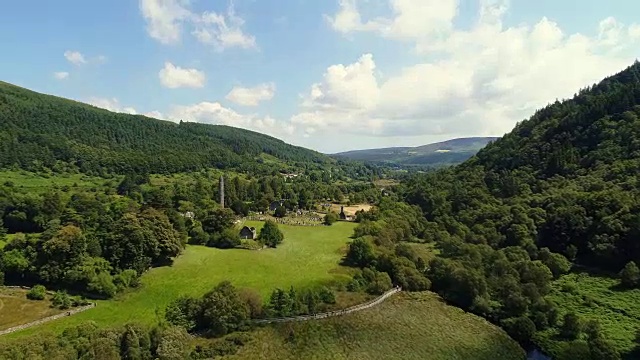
top-left (398, 61), bottom-right (640, 358)
top-left (404, 61), bottom-right (640, 270)
top-left (0, 81), bottom-right (379, 179)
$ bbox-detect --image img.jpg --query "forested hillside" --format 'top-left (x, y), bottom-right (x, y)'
top-left (401, 61), bottom-right (640, 358)
top-left (0, 81), bottom-right (367, 176)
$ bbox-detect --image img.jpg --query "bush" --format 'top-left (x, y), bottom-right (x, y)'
top-left (318, 287), bottom-right (336, 304)
top-left (323, 212), bottom-right (339, 225)
top-left (560, 312), bottom-right (582, 339)
top-left (502, 317), bottom-right (536, 344)
top-left (51, 291), bottom-right (72, 309)
top-left (274, 205), bottom-right (287, 218)
top-left (27, 285), bottom-right (46, 300)
top-left (258, 221), bottom-right (284, 248)
top-left (619, 261), bottom-right (640, 288)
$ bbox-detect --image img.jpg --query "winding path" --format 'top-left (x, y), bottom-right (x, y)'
top-left (253, 287), bottom-right (401, 324)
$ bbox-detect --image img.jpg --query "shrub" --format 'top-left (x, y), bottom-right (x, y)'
top-left (619, 261), bottom-right (640, 288)
top-left (27, 285), bottom-right (46, 300)
top-left (51, 291), bottom-right (72, 309)
top-left (323, 212), bottom-right (339, 225)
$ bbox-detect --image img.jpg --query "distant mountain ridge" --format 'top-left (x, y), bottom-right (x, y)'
top-left (334, 137), bottom-right (499, 167)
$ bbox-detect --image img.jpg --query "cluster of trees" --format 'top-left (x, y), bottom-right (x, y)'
top-left (0, 321), bottom-right (241, 360)
top-left (165, 281), bottom-right (338, 338)
top-left (343, 199), bottom-right (433, 294)
top-left (165, 281), bottom-right (252, 337)
top-left (1, 203), bottom-right (182, 298)
top-left (266, 286), bottom-right (336, 317)
top-left (427, 238), bottom-right (568, 344)
top-left (25, 284), bottom-right (91, 309)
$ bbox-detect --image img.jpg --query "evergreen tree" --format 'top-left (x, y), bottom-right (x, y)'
top-left (258, 221), bottom-right (284, 248)
top-left (619, 261), bottom-right (640, 288)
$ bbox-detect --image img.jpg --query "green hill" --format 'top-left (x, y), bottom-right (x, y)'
top-left (402, 61), bottom-right (640, 357)
top-left (232, 292), bottom-right (525, 360)
top-left (0, 81), bottom-right (336, 175)
top-left (334, 137), bottom-right (498, 167)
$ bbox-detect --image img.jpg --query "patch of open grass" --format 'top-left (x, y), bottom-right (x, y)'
top-left (329, 204), bottom-right (372, 216)
top-left (0, 171), bottom-right (109, 193)
top-left (0, 288), bottom-right (64, 331)
top-left (535, 271), bottom-right (640, 357)
top-left (229, 292), bottom-right (526, 360)
top-left (3, 221), bottom-right (357, 339)
top-left (404, 242), bottom-right (439, 262)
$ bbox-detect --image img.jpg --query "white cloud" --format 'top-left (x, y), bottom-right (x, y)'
top-left (87, 97), bottom-right (138, 115)
top-left (53, 72), bottom-right (69, 80)
top-left (144, 110), bottom-right (165, 119)
top-left (225, 83), bottom-right (276, 106)
top-left (296, 1), bottom-right (640, 140)
top-left (327, 0), bottom-right (458, 40)
top-left (64, 51), bottom-right (87, 66)
top-left (139, 0), bottom-right (256, 50)
top-left (192, 5), bottom-right (257, 51)
top-left (168, 101), bottom-right (294, 138)
top-left (158, 62), bottom-right (206, 89)
top-left (63, 50), bottom-right (107, 66)
top-left (139, 0), bottom-right (191, 44)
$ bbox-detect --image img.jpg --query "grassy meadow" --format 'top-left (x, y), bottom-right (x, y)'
top-left (230, 292), bottom-right (526, 360)
top-left (2, 221), bottom-right (357, 339)
top-left (0, 170), bottom-right (110, 193)
top-left (0, 288), bottom-right (65, 331)
top-left (536, 271), bottom-right (640, 357)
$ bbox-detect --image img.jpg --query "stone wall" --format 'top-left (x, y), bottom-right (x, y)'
top-left (0, 303), bottom-right (96, 336)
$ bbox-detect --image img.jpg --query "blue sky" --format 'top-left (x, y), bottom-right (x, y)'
top-left (1, 0), bottom-right (639, 153)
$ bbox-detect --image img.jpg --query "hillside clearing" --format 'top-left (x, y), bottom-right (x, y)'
top-left (229, 292), bottom-right (526, 360)
top-left (0, 171), bottom-right (109, 193)
top-left (2, 221), bottom-right (357, 339)
top-left (535, 271), bottom-right (640, 357)
top-left (329, 204), bottom-right (372, 216)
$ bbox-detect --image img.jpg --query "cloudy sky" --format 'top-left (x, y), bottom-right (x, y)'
top-left (1, 0), bottom-right (639, 153)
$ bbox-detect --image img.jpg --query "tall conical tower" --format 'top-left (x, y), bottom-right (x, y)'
top-left (219, 175), bottom-right (225, 208)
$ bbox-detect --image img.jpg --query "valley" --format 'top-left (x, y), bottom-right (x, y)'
top-left (2, 57), bottom-right (640, 360)
top-left (335, 137), bottom-right (499, 168)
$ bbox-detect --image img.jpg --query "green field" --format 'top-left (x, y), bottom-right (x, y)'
top-left (3, 221), bottom-right (357, 339)
top-left (230, 292), bottom-right (526, 360)
top-left (535, 271), bottom-right (640, 357)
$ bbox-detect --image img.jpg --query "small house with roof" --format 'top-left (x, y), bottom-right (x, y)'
top-left (239, 226), bottom-right (257, 240)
